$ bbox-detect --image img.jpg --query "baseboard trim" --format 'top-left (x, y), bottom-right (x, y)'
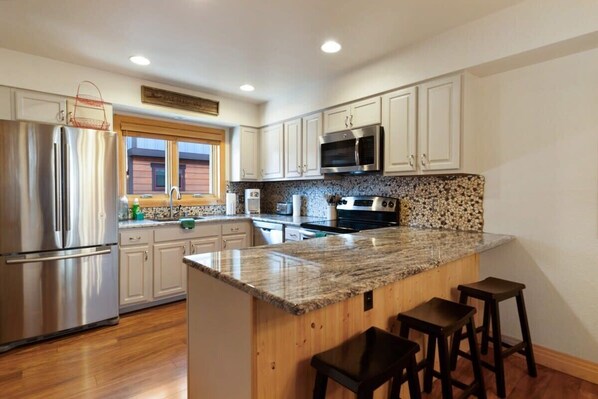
top-left (502, 335), bottom-right (598, 384)
top-left (532, 343), bottom-right (598, 384)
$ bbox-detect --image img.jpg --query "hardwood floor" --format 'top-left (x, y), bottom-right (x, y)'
top-left (0, 300), bottom-right (596, 398)
top-left (0, 301), bottom-right (187, 399)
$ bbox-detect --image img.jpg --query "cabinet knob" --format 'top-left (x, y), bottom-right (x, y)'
top-left (129, 236), bottom-right (141, 241)
top-left (344, 115), bottom-right (349, 128)
top-left (223, 240), bottom-right (227, 249)
top-left (303, 164), bottom-right (307, 173)
top-left (408, 154), bottom-right (415, 168)
top-left (421, 153), bottom-right (427, 167)
top-left (191, 246), bottom-right (195, 254)
top-left (182, 246), bottom-right (186, 255)
top-left (349, 114), bottom-right (353, 127)
top-left (144, 251), bottom-right (148, 261)
top-left (58, 110), bottom-right (65, 122)
top-left (242, 169), bottom-right (246, 178)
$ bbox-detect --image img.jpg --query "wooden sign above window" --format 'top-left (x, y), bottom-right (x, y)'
top-left (141, 86), bottom-right (219, 116)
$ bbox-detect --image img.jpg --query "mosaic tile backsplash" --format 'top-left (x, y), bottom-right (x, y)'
top-left (140, 174), bottom-right (484, 232)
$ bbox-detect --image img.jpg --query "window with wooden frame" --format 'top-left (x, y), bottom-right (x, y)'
top-left (114, 114), bottom-right (226, 206)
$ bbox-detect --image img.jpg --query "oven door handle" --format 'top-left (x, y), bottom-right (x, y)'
top-left (354, 138), bottom-right (360, 166)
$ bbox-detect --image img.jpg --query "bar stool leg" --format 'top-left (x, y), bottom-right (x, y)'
top-left (516, 292), bottom-right (538, 377)
top-left (480, 301), bottom-right (491, 355)
top-left (449, 325), bottom-right (462, 371)
top-left (423, 335), bottom-right (437, 393)
top-left (490, 300), bottom-right (506, 398)
top-left (466, 319), bottom-right (487, 399)
top-left (438, 336), bottom-right (454, 399)
top-left (313, 372), bottom-right (328, 399)
top-left (407, 355), bottom-right (422, 399)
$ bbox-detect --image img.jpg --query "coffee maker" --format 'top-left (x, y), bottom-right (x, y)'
top-left (244, 189), bottom-right (260, 215)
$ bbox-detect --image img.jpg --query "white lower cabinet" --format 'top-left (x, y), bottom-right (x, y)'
top-left (118, 221), bottom-right (251, 313)
top-left (222, 233), bottom-right (248, 250)
top-left (191, 236), bottom-right (221, 254)
top-left (153, 241), bottom-right (188, 299)
top-left (119, 244), bottom-right (152, 306)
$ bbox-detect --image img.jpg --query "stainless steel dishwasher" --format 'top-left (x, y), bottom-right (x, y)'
top-left (253, 221), bottom-right (284, 246)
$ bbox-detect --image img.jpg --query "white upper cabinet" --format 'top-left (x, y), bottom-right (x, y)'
top-left (260, 124), bottom-right (284, 180)
top-left (14, 89), bottom-right (67, 124)
top-left (323, 96), bottom-right (381, 134)
top-left (418, 75), bottom-right (461, 171)
top-left (323, 105), bottom-right (350, 134)
top-left (382, 87), bottom-right (418, 174)
top-left (0, 86), bottom-right (11, 120)
top-left (284, 118), bottom-right (302, 179)
top-left (231, 126), bottom-right (259, 181)
top-left (301, 112), bottom-right (322, 178)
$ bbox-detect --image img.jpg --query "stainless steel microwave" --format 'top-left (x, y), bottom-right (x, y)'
top-left (320, 125), bottom-right (382, 174)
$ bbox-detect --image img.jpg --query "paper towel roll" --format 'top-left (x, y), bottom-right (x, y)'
top-left (292, 195), bottom-right (301, 218)
top-left (226, 193), bottom-right (237, 215)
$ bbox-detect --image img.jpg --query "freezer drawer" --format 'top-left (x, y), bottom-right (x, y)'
top-left (0, 245), bottom-right (118, 350)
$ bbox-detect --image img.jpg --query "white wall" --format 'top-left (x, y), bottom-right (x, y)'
top-left (477, 48), bottom-right (598, 362)
top-left (0, 48), bottom-right (260, 127)
top-left (260, 0), bottom-right (598, 125)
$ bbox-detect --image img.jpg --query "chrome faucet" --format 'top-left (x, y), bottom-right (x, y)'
top-left (169, 186), bottom-right (182, 218)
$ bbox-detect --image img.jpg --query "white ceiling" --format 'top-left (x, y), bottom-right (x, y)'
top-left (0, 0), bottom-right (523, 103)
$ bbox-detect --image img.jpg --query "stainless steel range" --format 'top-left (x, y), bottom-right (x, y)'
top-left (300, 196), bottom-right (399, 235)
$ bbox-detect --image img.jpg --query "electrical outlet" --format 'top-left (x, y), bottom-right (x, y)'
top-left (364, 290), bottom-right (373, 311)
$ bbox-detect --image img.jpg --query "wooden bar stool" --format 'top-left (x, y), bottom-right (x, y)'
top-left (310, 326), bottom-right (422, 399)
top-left (397, 297), bottom-right (486, 399)
top-left (449, 277), bottom-right (537, 398)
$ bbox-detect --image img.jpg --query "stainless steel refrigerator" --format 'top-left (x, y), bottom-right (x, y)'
top-left (0, 120), bottom-right (118, 352)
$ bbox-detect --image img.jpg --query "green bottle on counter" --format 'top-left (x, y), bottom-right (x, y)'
top-left (131, 198), bottom-right (143, 220)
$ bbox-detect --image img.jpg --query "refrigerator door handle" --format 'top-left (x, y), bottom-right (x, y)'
top-left (53, 142), bottom-right (62, 232)
top-left (64, 141), bottom-right (70, 232)
top-left (5, 247), bottom-right (112, 264)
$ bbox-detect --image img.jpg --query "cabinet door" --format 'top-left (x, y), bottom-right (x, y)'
top-left (284, 118), bottom-right (302, 179)
top-left (0, 86), bottom-right (11, 120)
top-left (350, 97), bottom-right (381, 129)
top-left (418, 75), bottom-right (461, 171)
top-left (14, 90), bottom-right (67, 124)
top-left (302, 112), bottom-right (322, 177)
top-left (153, 241), bottom-right (188, 299)
top-left (260, 124), bottom-right (284, 180)
top-left (222, 233), bottom-right (248, 250)
top-left (190, 236), bottom-right (221, 255)
top-left (66, 99), bottom-right (113, 131)
top-left (119, 245), bottom-right (152, 306)
top-left (382, 87), bottom-right (417, 174)
top-left (241, 127), bottom-right (259, 180)
top-left (323, 105), bottom-right (350, 134)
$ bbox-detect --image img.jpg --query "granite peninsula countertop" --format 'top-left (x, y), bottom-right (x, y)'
top-left (183, 226), bottom-right (513, 316)
top-left (118, 214), bottom-right (326, 229)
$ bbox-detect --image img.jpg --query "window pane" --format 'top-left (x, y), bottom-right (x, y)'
top-left (126, 136), bottom-right (167, 195)
top-left (178, 141), bottom-right (212, 194)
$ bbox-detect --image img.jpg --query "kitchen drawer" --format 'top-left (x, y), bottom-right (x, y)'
top-left (120, 229), bottom-right (151, 246)
top-left (285, 227), bottom-right (302, 242)
top-left (221, 221), bottom-right (250, 236)
top-left (154, 223), bottom-right (220, 243)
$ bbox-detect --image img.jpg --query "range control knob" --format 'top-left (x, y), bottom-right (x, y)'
top-left (382, 201), bottom-right (388, 207)
top-left (388, 201), bottom-right (394, 208)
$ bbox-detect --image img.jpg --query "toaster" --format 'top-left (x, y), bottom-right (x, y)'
top-left (275, 202), bottom-right (293, 216)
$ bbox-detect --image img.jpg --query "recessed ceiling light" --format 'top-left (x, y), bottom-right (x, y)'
top-left (240, 84), bottom-right (255, 92)
top-left (129, 55), bottom-right (151, 66)
top-left (321, 40), bottom-right (342, 54)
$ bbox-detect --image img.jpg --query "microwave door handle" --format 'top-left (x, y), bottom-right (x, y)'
top-left (354, 138), bottom-right (360, 166)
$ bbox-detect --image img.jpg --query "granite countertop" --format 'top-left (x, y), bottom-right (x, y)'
top-left (118, 214), bottom-right (326, 229)
top-left (183, 226), bottom-right (514, 316)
